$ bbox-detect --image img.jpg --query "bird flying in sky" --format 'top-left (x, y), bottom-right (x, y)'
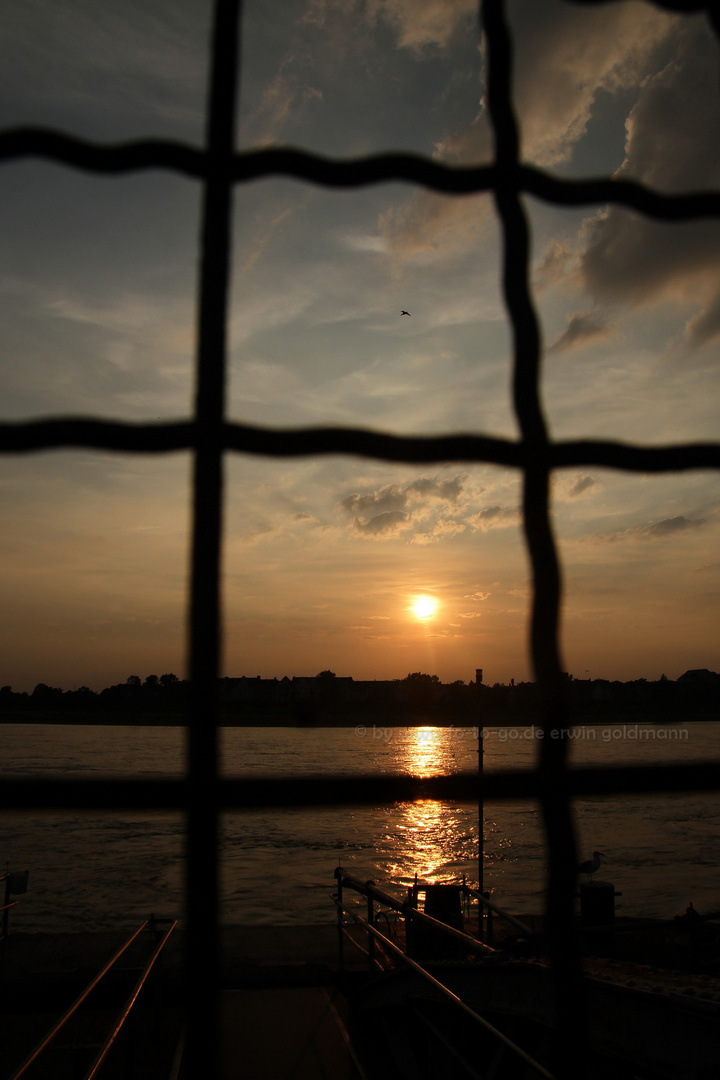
top-left (400, 310), bottom-right (410, 316)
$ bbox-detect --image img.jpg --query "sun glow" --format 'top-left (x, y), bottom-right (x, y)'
top-left (411, 595), bottom-right (438, 619)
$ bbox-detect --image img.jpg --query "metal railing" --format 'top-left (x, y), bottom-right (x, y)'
top-left (333, 869), bottom-right (554, 1080)
top-left (464, 885), bottom-right (534, 946)
top-left (0, 870), bottom-right (29, 943)
top-left (1, 2), bottom-right (719, 1077)
top-left (9, 918), bottom-right (177, 1080)
top-left (334, 869), bottom-right (497, 972)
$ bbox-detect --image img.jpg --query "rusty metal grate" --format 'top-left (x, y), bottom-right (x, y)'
top-left (2, 1), bottom-right (720, 1076)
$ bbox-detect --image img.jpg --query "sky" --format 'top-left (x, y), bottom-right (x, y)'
top-left (1, 0), bottom-right (719, 693)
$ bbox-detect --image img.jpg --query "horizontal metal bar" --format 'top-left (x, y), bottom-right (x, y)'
top-left (1, 419), bottom-right (720, 475)
top-left (1, 129), bottom-right (719, 219)
top-left (0, 761), bottom-right (719, 810)
top-left (0, 418), bottom-right (522, 464)
top-left (10, 922), bottom-right (149, 1080)
top-left (336, 870), bottom-right (417, 912)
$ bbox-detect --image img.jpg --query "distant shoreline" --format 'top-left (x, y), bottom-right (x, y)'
top-left (4, 671), bottom-right (717, 727)
top-left (1, 707), bottom-right (717, 727)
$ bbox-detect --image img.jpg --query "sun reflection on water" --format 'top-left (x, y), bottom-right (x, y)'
top-left (404, 726), bottom-right (446, 777)
top-left (382, 727), bottom-right (477, 886)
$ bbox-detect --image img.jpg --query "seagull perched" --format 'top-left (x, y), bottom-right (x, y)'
top-left (400, 310), bottom-right (411, 316)
top-left (578, 851), bottom-right (604, 883)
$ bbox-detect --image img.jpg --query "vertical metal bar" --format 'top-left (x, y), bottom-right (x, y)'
top-left (187, 1), bottom-right (241, 1077)
top-left (336, 870), bottom-right (345, 974)
top-left (2, 877), bottom-right (10, 940)
top-left (478, 728), bottom-right (484, 906)
top-left (366, 885), bottom-right (375, 970)
top-left (481, 2), bottom-right (584, 1075)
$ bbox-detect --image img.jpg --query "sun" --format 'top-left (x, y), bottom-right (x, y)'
top-left (411, 595), bottom-right (438, 619)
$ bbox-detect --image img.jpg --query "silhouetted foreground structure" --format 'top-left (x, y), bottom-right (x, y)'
top-left (1, 668), bottom-right (718, 724)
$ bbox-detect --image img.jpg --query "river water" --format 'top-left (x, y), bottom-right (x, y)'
top-left (1, 721), bottom-right (718, 931)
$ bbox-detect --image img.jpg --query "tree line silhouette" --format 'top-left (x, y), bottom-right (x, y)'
top-left (0, 668), bottom-right (718, 723)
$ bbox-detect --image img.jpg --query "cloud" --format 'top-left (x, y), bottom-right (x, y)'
top-left (534, 238), bottom-right (579, 291)
top-left (378, 192), bottom-right (493, 266)
top-left (548, 312), bottom-right (611, 354)
top-left (365, 0), bottom-right (478, 52)
top-left (1, 1), bottom-right (208, 139)
top-left (342, 485), bottom-right (408, 519)
top-left (567, 475), bottom-right (597, 500)
top-left (409, 476), bottom-right (465, 502)
top-left (465, 591), bottom-right (491, 601)
top-left (352, 510), bottom-right (411, 536)
top-left (339, 233), bottom-right (388, 254)
top-left (603, 515), bottom-right (706, 543)
top-left (510, 1), bottom-right (675, 167)
top-left (340, 473), bottom-right (472, 541)
top-left (579, 21), bottom-right (720, 344)
top-left (458, 611), bottom-right (482, 619)
top-left (685, 292), bottom-right (720, 350)
top-left (412, 517), bottom-right (467, 544)
top-left (341, 474), bottom-right (467, 519)
top-left (639, 516), bottom-right (706, 539)
top-left (240, 52), bottom-right (324, 146)
top-left (470, 505), bottom-right (518, 531)
top-left (377, 1), bottom-right (676, 265)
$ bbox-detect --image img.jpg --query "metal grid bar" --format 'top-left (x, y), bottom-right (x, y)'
top-left (1, 1), bottom-right (719, 1077)
top-left (483, 4), bottom-right (583, 1062)
top-left (184, 2), bottom-right (241, 1076)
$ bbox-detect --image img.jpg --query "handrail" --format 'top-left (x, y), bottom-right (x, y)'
top-left (0, 899), bottom-right (19, 944)
top-left (10, 921), bottom-right (149, 1080)
top-left (338, 922), bottom-right (386, 971)
top-left (336, 871), bottom-right (555, 1078)
top-left (463, 886), bottom-right (534, 937)
top-left (353, 913), bottom-right (555, 1080)
top-left (335, 869), bottom-right (496, 957)
top-left (84, 918), bottom-right (177, 1080)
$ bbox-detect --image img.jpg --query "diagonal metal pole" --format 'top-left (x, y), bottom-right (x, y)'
top-left (186, 2), bottom-right (241, 1077)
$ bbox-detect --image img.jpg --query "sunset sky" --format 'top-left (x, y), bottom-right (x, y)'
top-left (1, 0), bottom-right (719, 694)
